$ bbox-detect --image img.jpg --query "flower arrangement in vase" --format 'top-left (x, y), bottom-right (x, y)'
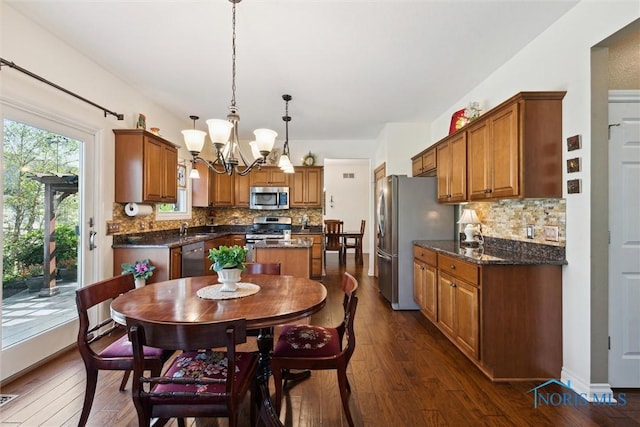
top-left (121, 258), bottom-right (156, 288)
top-left (208, 245), bottom-right (248, 292)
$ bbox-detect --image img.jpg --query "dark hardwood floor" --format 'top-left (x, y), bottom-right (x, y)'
top-left (2, 254), bottom-right (639, 426)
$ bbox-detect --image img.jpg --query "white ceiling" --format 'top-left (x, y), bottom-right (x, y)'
top-left (6, 0), bottom-right (578, 141)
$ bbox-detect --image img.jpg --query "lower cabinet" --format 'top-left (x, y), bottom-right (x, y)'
top-left (170, 247), bottom-right (182, 280)
top-left (413, 244), bottom-right (562, 381)
top-left (437, 271), bottom-right (479, 360)
top-left (294, 233), bottom-right (323, 278)
top-left (413, 246), bottom-right (437, 321)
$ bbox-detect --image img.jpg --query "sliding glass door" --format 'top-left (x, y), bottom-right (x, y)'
top-left (1, 104), bottom-right (96, 380)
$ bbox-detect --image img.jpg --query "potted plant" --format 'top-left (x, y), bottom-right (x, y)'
top-left (121, 258), bottom-right (156, 288)
top-left (22, 264), bottom-right (45, 292)
top-left (57, 258), bottom-right (77, 282)
top-left (208, 245), bottom-right (248, 292)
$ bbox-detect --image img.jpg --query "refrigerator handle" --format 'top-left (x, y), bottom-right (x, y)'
top-left (377, 248), bottom-right (393, 260)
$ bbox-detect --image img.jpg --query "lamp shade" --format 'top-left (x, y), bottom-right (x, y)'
top-left (206, 119), bottom-right (234, 144)
top-left (458, 208), bottom-right (481, 225)
top-left (253, 129), bottom-right (277, 153)
top-left (181, 129), bottom-right (207, 153)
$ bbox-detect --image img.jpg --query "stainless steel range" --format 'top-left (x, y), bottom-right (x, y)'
top-left (245, 216), bottom-right (292, 261)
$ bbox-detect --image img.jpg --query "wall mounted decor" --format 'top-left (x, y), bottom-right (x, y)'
top-left (566, 157), bottom-right (581, 173)
top-left (567, 179), bottom-right (581, 194)
top-left (567, 134), bottom-right (581, 151)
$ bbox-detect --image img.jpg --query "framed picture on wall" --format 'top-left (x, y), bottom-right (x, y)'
top-left (177, 164), bottom-right (186, 188)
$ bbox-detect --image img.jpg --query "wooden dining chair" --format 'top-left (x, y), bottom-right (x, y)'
top-left (341, 219), bottom-right (366, 265)
top-left (75, 273), bottom-right (173, 427)
top-left (244, 262), bottom-right (281, 275)
top-left (271, 272), bottom-right (359, 427)
top-left (127, 317), bottom-right (259, 427)
top-left (324, 219), bottom-right (344, 265)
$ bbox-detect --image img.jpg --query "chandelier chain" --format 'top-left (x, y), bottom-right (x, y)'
top-left (230, 0), bottom-right (237, 109)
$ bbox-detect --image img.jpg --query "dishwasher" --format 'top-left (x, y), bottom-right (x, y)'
top-left (181, 241), bottom-right (205, 277)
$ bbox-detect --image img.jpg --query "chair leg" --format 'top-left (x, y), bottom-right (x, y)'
top-left (119, 369), bottom-right (131, 391)
top-left (79, 368), bottom-right (98, 427)
top-left (272, 366), bottom-right (284, 415)
top-left (337, 368), bottom-right (355, 427)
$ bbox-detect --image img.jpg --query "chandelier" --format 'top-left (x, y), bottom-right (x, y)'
top-left (182, 0), bottom-right (276, 177)
top-left (278, 94), bottom-right (294, 173)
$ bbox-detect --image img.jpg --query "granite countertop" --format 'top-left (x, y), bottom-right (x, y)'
top-left (413, 238), bottom-right (567, 265)
top-left (253, 238), bottom-right (314, 249)
top-left (112, 225), bottom-right (324, 249)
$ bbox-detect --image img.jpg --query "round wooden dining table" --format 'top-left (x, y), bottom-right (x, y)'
top-left (110, 274), bottom-right (327, 427)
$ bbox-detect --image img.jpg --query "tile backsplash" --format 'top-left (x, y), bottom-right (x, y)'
top-left (110, 204), bottom-right (323, 235)
top-left (466, 199), bottom-right (566, 247)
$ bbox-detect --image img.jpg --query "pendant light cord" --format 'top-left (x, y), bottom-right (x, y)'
top-left (230, 0), bottom-right (237, 110)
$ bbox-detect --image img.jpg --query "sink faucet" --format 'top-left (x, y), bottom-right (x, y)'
top-left (301, 215), bottom-right (309, 230)
top-left (180, 222), bottom-right (189, 236)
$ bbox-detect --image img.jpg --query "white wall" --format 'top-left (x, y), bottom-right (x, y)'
top-left (427, 1), bottom-right (640, 397)
top-left (323, 158), bottom-right (371, 256)
top-left (1, 3), bottom-right (191, 285)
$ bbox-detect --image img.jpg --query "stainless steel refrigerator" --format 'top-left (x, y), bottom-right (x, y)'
top-left (376, 175), bottom-right (454, 310)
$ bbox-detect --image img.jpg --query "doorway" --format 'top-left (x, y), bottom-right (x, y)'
top-left (1, 105), bottom-right (96, 381)
top-left (608, 91), bottom-right (640, 387)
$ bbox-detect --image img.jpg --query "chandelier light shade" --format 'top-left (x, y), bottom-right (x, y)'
top-left (279, 94), bottom-right (295, 174)
top-left (183, 0), bottom-right (276, 177)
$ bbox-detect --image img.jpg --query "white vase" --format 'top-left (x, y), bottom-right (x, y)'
top-left (217, 268), bottom-right (241, 292)
top-left (134, 277), bottom-right (146, 289)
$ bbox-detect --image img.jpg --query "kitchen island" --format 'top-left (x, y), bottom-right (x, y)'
top-left (253, 238), bottom-right (314, 279)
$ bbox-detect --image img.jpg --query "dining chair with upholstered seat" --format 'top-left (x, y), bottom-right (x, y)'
top-left (127, 317), bottom-right (260, 427)
top-left (324, 219), bottom-right (344, 265)
top-left (244, 262), bottom-right (281, 275)
top-left (271, 272), bottom-right (359, 427)
top-left (75, 273), bottom-right (173, 427)
top-left (341, 219), bottom-right (366, 265)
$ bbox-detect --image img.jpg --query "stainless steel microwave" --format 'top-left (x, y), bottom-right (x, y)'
top-left (249, 186), bottom-right (289, 210)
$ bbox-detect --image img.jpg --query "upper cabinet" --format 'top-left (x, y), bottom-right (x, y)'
top-left (411, 146), bottom-right (436, 177)
top-left (467, 93), bottom-right (565, 200)
top-left (193, 165), bottom-right (251, 207)
top-left (250, 167), bottom-right (289, 186)
top-left (436, 132), bottom-right (467, 203)
top-left (421, 91), bottom-right (566, 203)
top-left (290, 166), bottom-right (323, 207)
top-left (114, 129), bottom-right (178, 203)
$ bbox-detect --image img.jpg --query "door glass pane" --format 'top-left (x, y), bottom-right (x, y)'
top-left (2, 119), bottom-right (80, 348)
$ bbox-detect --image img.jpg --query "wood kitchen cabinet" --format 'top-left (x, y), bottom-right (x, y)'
top-left (250, 167), bottom-right (289, 186)
top-left (234, 169), bottom-right (251, 207)
top-left (170, 247), bottom-right (182, 280)
top-left (413, 244), bottom-right (562, 381)
top-left (411, 147), bottom-right (436, 177)
top-left (413, 246), bottom-right (437, 321)
top-left (294, 232), bottom-right (323, 278)
top-left (290, 167), bottom-right (323, 207)
top-left (436, 132), bottom-right (467, 203)
top-left (114, 129), bottom-right (178, 203)
top-left (466, 92), bottom-right (565, 200)
top-left (437, 254), bottom-right (480, 360)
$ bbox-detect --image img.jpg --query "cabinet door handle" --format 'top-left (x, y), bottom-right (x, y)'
top-left (450, 264), bottom-right (456, 269)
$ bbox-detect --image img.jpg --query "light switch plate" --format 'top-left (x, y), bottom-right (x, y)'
top-left (526, 225), bottom-right (535, 239)
top-left (106, 221), bottom-right (121, 235)
top-left (543, 226), bottom-right (559, 242)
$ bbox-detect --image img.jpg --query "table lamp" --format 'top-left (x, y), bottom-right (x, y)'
top-left (458, 208), bottom-right (482, 244)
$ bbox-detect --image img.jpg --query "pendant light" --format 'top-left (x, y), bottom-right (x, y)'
top-left (278, 94), bottom-right (295, 173)
top-left (183, 0), bottom-right (276, 176)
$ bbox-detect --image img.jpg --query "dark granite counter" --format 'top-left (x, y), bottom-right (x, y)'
top-left (112, 226), bottom-right (238, 249)
top-left (253, 238), bottom-right (314, 249)
top-left (413, 237), bottom-right (566, 265)
top-left (112, 224), bottom-right (324, 249)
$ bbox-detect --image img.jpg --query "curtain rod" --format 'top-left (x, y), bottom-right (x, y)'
top-left (0, 58), bottom-right (124, 120)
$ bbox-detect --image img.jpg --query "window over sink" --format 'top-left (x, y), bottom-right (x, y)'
top-left (156, 159), bottom-right (192, 220)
